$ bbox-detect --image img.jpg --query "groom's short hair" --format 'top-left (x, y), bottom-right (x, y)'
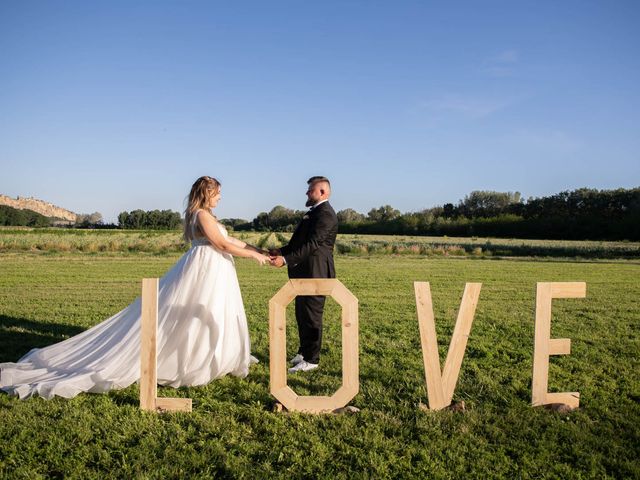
top-left (308, 176), bottom-right (330, 187)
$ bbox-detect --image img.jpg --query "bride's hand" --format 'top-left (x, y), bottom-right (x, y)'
top-left (252, 252), bottom-right (269, 265)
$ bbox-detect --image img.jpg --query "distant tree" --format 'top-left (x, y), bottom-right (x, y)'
top-left (244, 187), bottom-right (640, 240)
top-left (423, 206), bottom-right (444, 218)
top-left (367, 205), bottom-right (401, 222)
top-left (146, 210), bottom-right (161, 229)
top-left (460, 191), bottom-right (522, 217)
top-left (75, 212), bottom-right (103, 228)
top-left (247, 206), bottom-right (304, 231)
top-left (0, 205), bottom-right (50, 227)
top-left (0, 205), bottom-right (27, 225)
top-left (116, 209), bottom-right (182, 229)
top-left (162, 210), bottom-right (182, 229)
top-left (127, 209), bottom-right (146, 229)
top-left (337, 208), bottom-right (365, 224)
top-left (118, 211), bottom-right (129, 228)
top-left (442, 203), bottom-right (458, 218)
top-left (252, 212), bottom-right (270, 231)
top-left (268, 205), bottom-right (297, 230)
top-left (220, 218), bottom-right (249, 229)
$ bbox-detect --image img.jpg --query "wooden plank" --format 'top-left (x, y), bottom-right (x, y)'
top-left (441, 283), bottom-right (482, 406)
top-left (546, 392), bottom-right (580, 409)
top-left (269, 293), bottom-right (288, 394)
top-left (342, 302), bottom-right (359, 390)
top-left (532, 283), bottom-right (552, 407)
top-left (331, 386), bottom-right (357, 408)
top-left (550, 282), bottom-right (587, 298)
top-left (532, 282), bottom-right (586, 408)
top-left (140, 278), bottom-right (158, 411)
top-left (156, 397), bottom-right (193, 412)
top-left (270, 282), bottom-right (297, 307)
top-left (414, 282), bottom-right (447, 410)
top-left (331, 285), bottom-right (358, 309)
top-left (271, 386), bottom-right (298, 408)
top-left (294, 395), bottom-right (336, 413)
top-left (548, 338), bottom-right (571, 356)
top-left (290, 278), bottom-right (335, 296)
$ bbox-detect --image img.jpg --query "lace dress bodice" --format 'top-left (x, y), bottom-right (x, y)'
top-left (191, 210), bottom-right (227, 247)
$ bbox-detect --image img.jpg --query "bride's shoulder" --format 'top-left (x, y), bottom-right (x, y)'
top-left (195, 209), bottom-right (213, 221)
top-left (195, 209), bottom-right (222, 229)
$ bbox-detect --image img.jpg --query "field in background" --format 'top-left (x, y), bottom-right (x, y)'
top-left (0, 252), bottom-right (638, 478)
top-left (1, 227), bottom-right (639, 259)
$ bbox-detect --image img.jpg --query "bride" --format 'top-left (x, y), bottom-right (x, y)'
top-left (0, 176), bottom-right (269, 399)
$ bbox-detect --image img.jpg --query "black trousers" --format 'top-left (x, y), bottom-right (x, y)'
top-left (295, 295), bottom-right (326, 364)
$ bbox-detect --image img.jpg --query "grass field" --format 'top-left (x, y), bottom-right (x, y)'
top-left (1, 227), bottom-right (639, 259)
top-left (0, 243), bottom-right (639, 477)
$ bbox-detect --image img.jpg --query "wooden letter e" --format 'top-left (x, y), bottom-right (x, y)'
top-left (532, 282), bottom-right (586, 409)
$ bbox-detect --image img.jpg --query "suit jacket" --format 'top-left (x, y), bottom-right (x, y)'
top-left (280, 201), bottom-right (338, 279)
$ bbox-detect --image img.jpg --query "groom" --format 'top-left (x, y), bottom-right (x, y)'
top-left (270, 176), bottom-right (339, 373)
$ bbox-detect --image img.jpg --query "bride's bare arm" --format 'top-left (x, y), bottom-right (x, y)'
top-left (197, 211), bottom-right (268, 264)
top-left (227, 236), bottom-right (267, 254)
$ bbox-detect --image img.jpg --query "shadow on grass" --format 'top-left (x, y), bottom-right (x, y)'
top-left (107, 387), bottom-right (140, 407)
top-left (0, 314), bottom-right (85, 362)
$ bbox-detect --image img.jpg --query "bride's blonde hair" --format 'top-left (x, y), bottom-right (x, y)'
top-left (184, 176), bottom-right (221, 241)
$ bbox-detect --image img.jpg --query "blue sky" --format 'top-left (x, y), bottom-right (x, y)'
top-left (1, 1), bottom-right (639, 223)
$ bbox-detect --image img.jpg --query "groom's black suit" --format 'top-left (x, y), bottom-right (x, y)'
top-left (279, 201), bottom-right (338, 364)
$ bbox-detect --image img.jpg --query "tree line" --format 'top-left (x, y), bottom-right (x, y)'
top-left (233, 187), bottom-right (640, 241)
top-left (117, 210), bottom-right (182, 230)
top-left (0, 205), bottom-right (182, 230)
top-left (0, 205), bottom-right (51, 227)
top-left (2, 187), bottom-right (638, 240)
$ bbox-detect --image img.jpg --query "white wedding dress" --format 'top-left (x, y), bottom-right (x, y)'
top-left (0, 213), bottom-right (253, 399)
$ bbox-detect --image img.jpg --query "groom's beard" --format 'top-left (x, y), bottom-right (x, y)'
top-left (305, 199), bottom-right (314, 207)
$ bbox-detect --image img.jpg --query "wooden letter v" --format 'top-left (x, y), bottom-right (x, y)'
top-left (414, 282), bottom-right (482, 410)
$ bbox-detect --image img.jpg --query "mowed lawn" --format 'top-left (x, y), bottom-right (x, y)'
top-left (0, 252), bottom-right (638, 479)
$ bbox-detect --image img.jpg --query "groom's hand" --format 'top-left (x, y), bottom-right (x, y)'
top-left (269, 255), bottom-right (285, 268)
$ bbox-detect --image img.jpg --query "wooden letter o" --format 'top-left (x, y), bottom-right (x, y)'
top-left (269, 279), bottom-right (359, 413)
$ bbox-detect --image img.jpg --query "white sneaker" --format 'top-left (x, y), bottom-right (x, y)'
top-left (250, 355), bottom-right (259, 365)
top-left (289, 354), bottom-right (304, 366)
top-left (288, 361), bottom-right (319, 373)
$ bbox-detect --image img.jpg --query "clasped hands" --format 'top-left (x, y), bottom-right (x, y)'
top-left (267, 248), bottom-right (285, 267)
top-left (253, 248), bottom-right (285, 267)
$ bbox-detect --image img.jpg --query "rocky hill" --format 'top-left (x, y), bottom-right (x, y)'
top-left (0, 194), bottom-right (77, 223)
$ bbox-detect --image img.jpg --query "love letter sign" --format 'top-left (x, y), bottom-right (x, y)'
top-left (138, 278), bottom-right (586, 414)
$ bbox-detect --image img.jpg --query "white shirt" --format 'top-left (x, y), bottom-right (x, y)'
top-left (311, 199), bottom-right (329, 209)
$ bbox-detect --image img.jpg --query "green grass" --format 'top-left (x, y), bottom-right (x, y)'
top-left (0, 252), bottom-right (639, 478)
top-left (2, 227), bottom-right (639, 259)
top-left (334, 233), bottom-right (640, 259)
top-left (0, 228), bottom-right (269, 255)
